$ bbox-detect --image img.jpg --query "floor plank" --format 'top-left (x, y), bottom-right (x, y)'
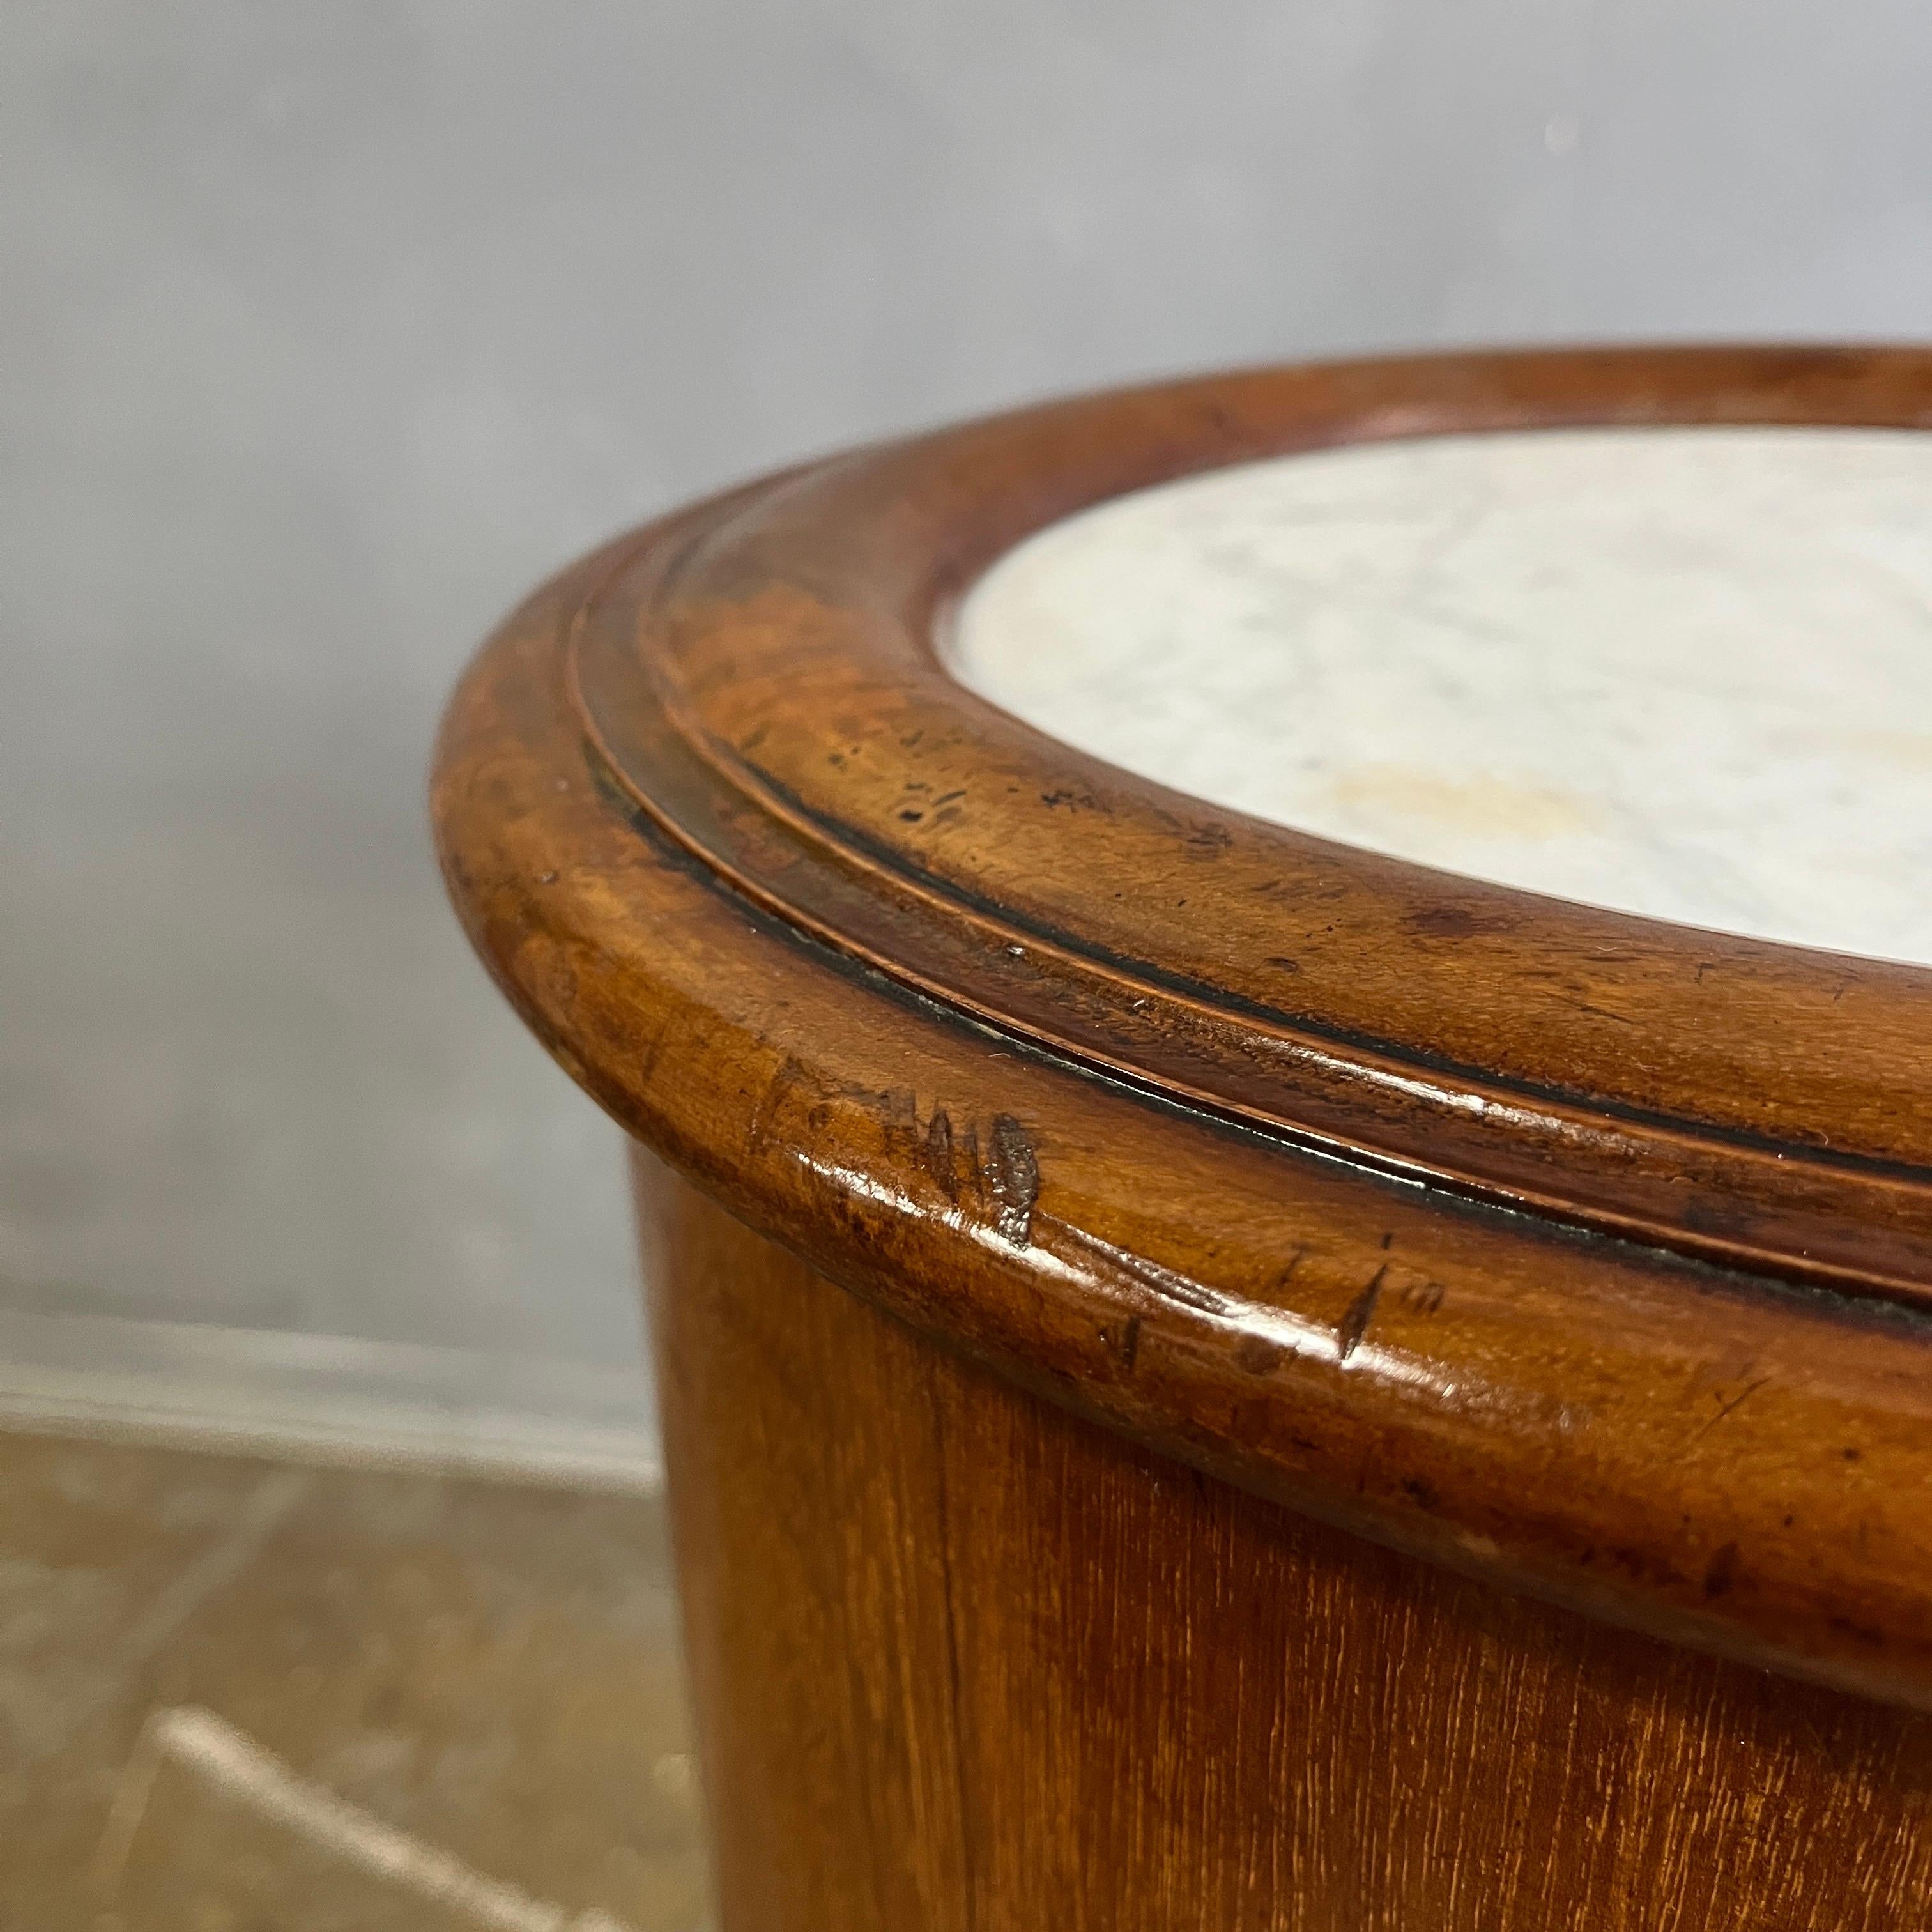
top-left (0, 1430), bottom-right (709, 1929)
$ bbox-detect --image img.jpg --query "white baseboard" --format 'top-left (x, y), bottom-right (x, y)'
top-left (0, 1309), bottom-right (662, 1492)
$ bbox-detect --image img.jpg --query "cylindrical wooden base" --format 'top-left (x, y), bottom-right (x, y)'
top-left (636, 1150), bottom-right (1931, 1932)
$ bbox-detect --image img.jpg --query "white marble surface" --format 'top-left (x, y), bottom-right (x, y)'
top-left (951, 427), bottom-right (1932, 966)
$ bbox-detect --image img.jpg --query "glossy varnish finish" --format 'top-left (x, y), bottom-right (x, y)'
top-left (647, 1163), bottom-right (1932, 1932)
top-left (435, 348), bottom-right (1932, 1928)
top-left (569, 347), bottom-right (1932, 1300)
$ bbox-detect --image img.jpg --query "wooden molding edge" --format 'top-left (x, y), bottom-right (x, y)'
top-left (569, 345), bottom-right (1932, 1302)
top-left (433, 512), bottom-right (1932, 1707)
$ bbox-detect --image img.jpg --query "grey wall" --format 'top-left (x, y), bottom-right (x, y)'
top-left (4, 1), bottom-right (1929, 1368)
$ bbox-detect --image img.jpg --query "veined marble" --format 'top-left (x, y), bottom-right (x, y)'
top-left (949, 427), bottom-right (1932, 967)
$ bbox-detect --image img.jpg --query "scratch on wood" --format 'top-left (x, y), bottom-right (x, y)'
top-left (1034, 1215), bottom-right (1232, 1318)
top-left (986, 1113), bottom-right (1039, 1246)
top-left (1337, 1267), bottom-right (1386, 1365)
top-left (924, 1108), bottom-right (958, 1202)
top-left (960, 1121), bottom-right (983, 1215)
top-left (1690, 1375), bottom-right (1772, 1446)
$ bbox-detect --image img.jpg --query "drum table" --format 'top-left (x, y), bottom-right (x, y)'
top-left (434, 347), bottom-right (1932, 1931)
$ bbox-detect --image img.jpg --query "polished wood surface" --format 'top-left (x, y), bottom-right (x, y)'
top-left (434, 346), bottom-right (1932, 1926)
top-left (646, 1157), bottom-right (1931, 1932)
top-left (569, 345), bottom-right (1932, 1301)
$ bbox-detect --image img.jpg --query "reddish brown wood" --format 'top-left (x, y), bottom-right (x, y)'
top-left (434, 347), bottom-right (1932, 1927)
top-left (569, 346), bottom-right (1932, 1301)
top-left (645, 1155), bottom-right (1932, 1932)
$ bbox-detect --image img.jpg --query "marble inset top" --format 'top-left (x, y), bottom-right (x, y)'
top-left (949, 427), bottom-right (1932, 967)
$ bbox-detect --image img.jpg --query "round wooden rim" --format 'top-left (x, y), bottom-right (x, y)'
top-left (570, 344), bottom-right (1932, 1301)
top-left (434, 346), bottom-right (1932, 1709)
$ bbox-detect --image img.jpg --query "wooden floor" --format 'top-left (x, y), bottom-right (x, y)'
top-left (0, 1429), bottom-right (710, 1929)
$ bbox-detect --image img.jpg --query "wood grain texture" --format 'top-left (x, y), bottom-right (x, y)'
top-left (569, 346), bottom-right (1932, 1301)
top-left (434, 348), bottom-right (1932, 1920)
top-left (644, 1157), bottom-right (1932, 1932)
